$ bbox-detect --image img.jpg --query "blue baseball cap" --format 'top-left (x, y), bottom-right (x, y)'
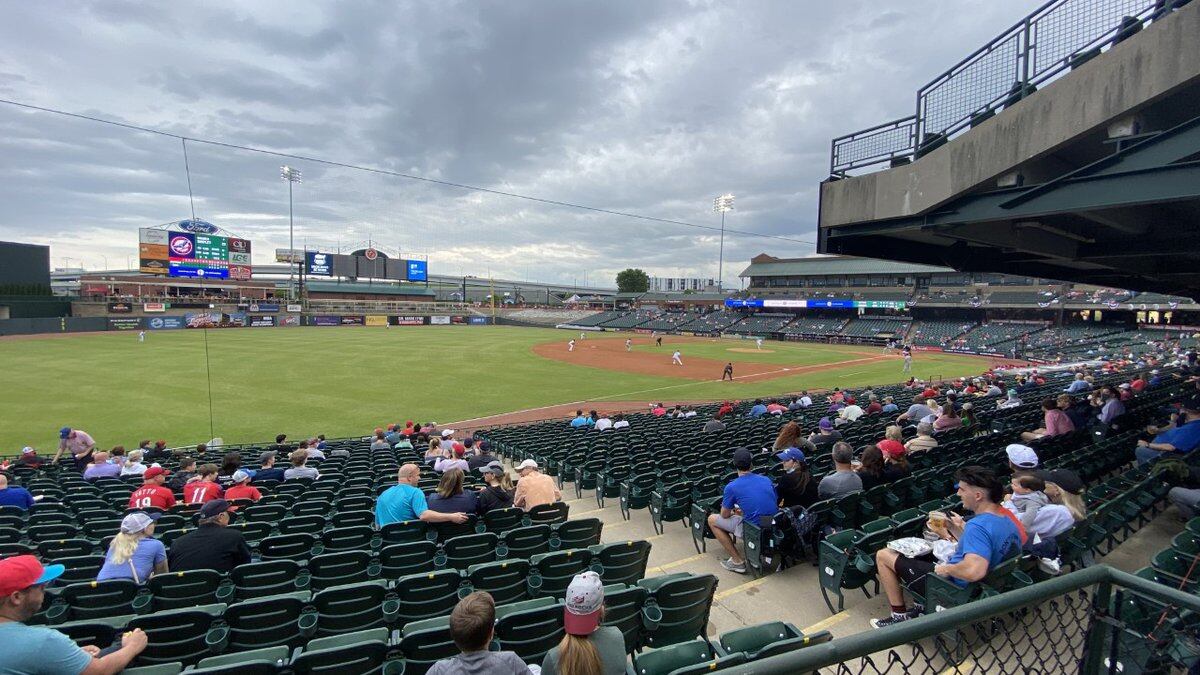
top-left (59, 427), bottom-right (71, 439)
top-left (776, 447), bottom-right (806, 463)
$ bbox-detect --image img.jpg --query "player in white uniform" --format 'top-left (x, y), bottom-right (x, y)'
top-left (580, 332), bottom-right (586, 341)
top-left (902, 347), bottom-right (913, 373)
top-left (568, 339), bottom-right (576, 352)
top-left (671, 350), bottom-right (683, 366)
top-left (138, 330), bottom-right (145, 343)
top-left (755, 337), bottom-right (763, 350)
top-left (625, 338), bottom-right (632, 352)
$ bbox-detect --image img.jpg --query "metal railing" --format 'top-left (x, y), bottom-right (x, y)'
top-left (730, 565), bottom-right (1200, 674)
top-left (830, 0), bottom-right (1181, 176)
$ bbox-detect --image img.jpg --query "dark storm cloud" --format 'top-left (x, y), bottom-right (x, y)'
top-left (0, 1), bottom-right (1045, 285)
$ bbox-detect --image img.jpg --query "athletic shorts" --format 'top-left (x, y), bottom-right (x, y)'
top-left (894, 554), bottom-right (937, 596)
top-left (712, 514), bottom-right (743, 538)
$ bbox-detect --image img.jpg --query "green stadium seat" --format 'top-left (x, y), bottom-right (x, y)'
top-left (308, 550), bottom-right (377, 589)
top-left (637, 573), bottom-right (718, 649)
top-left (590, 540), bottom-right (652, 586)
top-left (465, 559), bottom-right (531, 605)
top-left (47, 579), bottom-right (140, 623)
top-left (716, 621), bottom-right (831, 660)
top-left (225, 560), bottom-right (310, 600)
top-left (190, 645), bottom-right (288, 674)
top-left (128, 603), bottom-right (225, 667)
top-left (52, 555), bottom-right (106, 584)
top-left (398, 615), bottom-right (459, 675)
top-left (493, 598), bottom-right (565, 665)
top-left (291, 627), bottom-right (399, 675)
top-left (599, 583), bottom-right (649, 654)
top-left (500, 525), bottom-right (552, 560)
top-left (529, 548), bottom-right (594, 599)
top-left (329, 509), bottom-right (375, 529)
top-left (320, 525), bottom-right (376, 553)
top-left (392, 570), bottom-right (462, 629)
top-left (650, 481), bottom-right (693, 535)
top-left (36, 537), bottom-right (94, 559)
top-left (216, 590), bottom-right (316, 652)
top-left (628, 638), bottom-right (742, 675)
top-left (526, 502), bottom-right (569, 526)
top-left (619, 473), bottom-right (657, 521)
top-left (139, 569), bottom-right (224, 612)
top-left (379, 519), bottom-right (432, 546)
top-left (443, 533), bottom-right (498, 570)
top-left (432, 515), bottom-right (480, 543)
top-left (378, 541), bottom-right (438, 580)
top-left (277, 515), bottom-right (327, 536)
top-left (311, 579), bottom-right (397, 636)
top-left (482, 507), bottom-right (525, 534)
top-left (258, 533), bottom-right (319, 561)
top-left (553, 518), bottom-right (603, 550)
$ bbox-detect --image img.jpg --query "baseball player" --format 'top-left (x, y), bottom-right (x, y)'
top-left (722, 362), bottom-right (734, 381)
top-left (755, 337), bottom-right (763, 350)
top-left (625, 338), bottom-right (633, 352)
top-left (656, 335), bottom-right (663, 347)
top-left (672, 350), bottom-right (683, 366)
top-left (902, 347), bottom-right (913, 373)
top-left (568, 339), bottom-right (576, 352)
top-left (138, 330), bottom-right (146, 343)
top-left (580, 332), bottom-right (586, 341)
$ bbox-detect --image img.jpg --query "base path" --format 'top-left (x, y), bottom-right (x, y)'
top-left (532, 335), bottom-right (891, 382)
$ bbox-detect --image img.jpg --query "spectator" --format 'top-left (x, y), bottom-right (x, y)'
top-left (384, 425), bottom-right (402, 446)
top-left (440, 429), bottom-right (457, 446)
top-left (109, 446), bottom-right (126, 468)
top-left (435, 444), bottom-right (470, 474)
top-left (145, 440), bottom-right (171, 463)
top-left (271, 433), bottom-right (293, 452)
top-left (284, 450), bottom-right (320, 480)
top-left (717, 400), bottom-right (735, 417)
top-left (1007, 472), bottom-right (1079, 571)
top-left (856, 446), bottom-right (889, 490)
top-left (1064, 372), bottom-right (1091, 394)
top-left (1135, 395), bottom-right (1200, 465)
top-left (594, 412), bottom-right (613, 431)
top-left (772, 421), bottom-right (815, 454)
top-left (960, 402), bottom-right (981, 433)
top-left (818, 443), bottom-right (863, 499)
top-left (870, 466), bottom-right (1020, 628)
top-left (1044, 469), bottom-right (1087, 522)
top-left (14, 446), bottom-right (43, 470)
top-left (428, 469), bottom-right (479, 515)
top-left (183, 464), bottom-right (223, 504)
top-left (541, 571), bottom-right (626, 675)
top-left (650, 403), bottom-right (666, 417)
top-left (467, 442), bottom-right (499, 471)
top-left (0, 475), bottom-right (35, 510)
top-left (128, 467), bottom-right (176, 511)
top-left (611, 414), bottom-right (629, 430)
top-left (424, 438), bottom-right (444, 465)
top-left (1058, 394), bottom-right (1090, 430)
top-left (570, 410), bottom-right (592, 428)
top-left (513, 459), bottom-right (561, 511)
top-left (933, 404), bottom-right (962, 432)
top-left (775, 447), bottom-right (819, 508)
top-left (880, 441), bottom-right (911, 481)
top-left (766, 399), bottom-right (787, 415)
top-left (168, 500), bottom-right (252, 574)
top-left (1020, 398), bottom-right (1076, 442)
top-left (748, 399), bottom-right (768, 418)
top-left (998, 389), bottom-right (1023, 409)
top-left (706, 448), bottom-right (778, 574)
top-left (1094, 385), bottom-right (1126, 427)
top-left (216, 452), bottom-right (243, 489)
top-left (881, 396), bottom-right (899, 414)
top-left (896, 396), bottom-right (934, 424)
top-left (82, 452), bottom-right (120, 481)
top-left (254, 452), bottom-right (286, 482)
top-left (300, 439), bottom-right (325, 460)
top-left (0, 555), bottom-right (148, 673)
top-left (809, 418), bottom-right (843, 454)
top-left (799, 391), bottom-right (814, 408)
top-left (1008, 474), bottom-right (1049, 530)
top-left (370, 429), bottom-right (391, 450)
top-left (51, 426), bottom-right (96, 469)
top-left (426, 591), bottom-right (531, 675)
top-left (224, 470), bottom-right (262, 503)
top-left (476, 462), bottom-right (516, 514)
top-left (376, 464), bottom-right (470, 527)
top-left (703, 414), bottom-right (726, 434)
top-left (839, 400), bottom-right (865, 423)
top-left (905, 423), bottom-right (939, 454)
top-left (787, 396), bottom-right (804, 411)
top-left (167, 457), bottom-right (197, 491)
top-left (864, 395), bottom-right (883, 415)
top-left (119, 449), bottom-right (147, 476)
top-left (97, 512), bottom-right (168, 583)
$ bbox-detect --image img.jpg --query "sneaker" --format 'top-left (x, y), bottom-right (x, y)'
top-left (906, 604), bottom-right (925, 619)
top-left (1037, 557), bottom-right (1062, 575)
top-left (870, 613), bottom-right (912, 629)
top-left (720, 557), bottom-right (747, 574)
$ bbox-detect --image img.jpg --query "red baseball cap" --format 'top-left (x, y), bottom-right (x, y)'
top-left (0, 555), bottom-right (64, 596)
top-left (144, 466), bottom-right (171, 480)
top-left (877, 439), bottom-right (907, 460)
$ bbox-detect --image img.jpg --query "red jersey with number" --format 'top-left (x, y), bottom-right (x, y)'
top-left (224, 485), bottom-right (262, 503)
top-left (183, 481), bottom-right (223, 504)
top-left (128, 484), bottom-right (177, 510)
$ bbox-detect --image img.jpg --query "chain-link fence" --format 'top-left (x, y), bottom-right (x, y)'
top-left (730, 565), bottom-right (1200, 674)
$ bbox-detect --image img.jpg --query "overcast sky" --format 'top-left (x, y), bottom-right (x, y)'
top-left (0, 1), bottom-right (1043, 287)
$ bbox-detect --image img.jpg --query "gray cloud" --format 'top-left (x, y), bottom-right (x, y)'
top-left (0, 0), bottom-right (1044, 285)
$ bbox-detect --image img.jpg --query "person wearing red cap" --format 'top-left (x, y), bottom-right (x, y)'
top-left (0, 555), bottom-right (148, 673)
top-left (540, 571), bottom-right (626, 675)
top-left (128, 467), bottom-right (176, 511)
top-left (434, 444), bottom-right (469, 473)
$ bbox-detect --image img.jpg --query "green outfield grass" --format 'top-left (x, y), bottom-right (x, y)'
top-left (0, 326), bottom-right (994, 452)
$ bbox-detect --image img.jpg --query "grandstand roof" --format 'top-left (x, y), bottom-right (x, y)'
top-left (305, 281), bottom-right (437, 296)
top-left (739, 254), bottom-right (953, 278)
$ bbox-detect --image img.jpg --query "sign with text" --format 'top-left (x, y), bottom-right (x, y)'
top-left (395, 316), bottom-right (426, 326)
top-left (311, 315), bottom-right (340, 326)
top-left (108, 317), bottom-right (141, 330)
top-left (107, 302), bottom-right (133, 314)
top-left (146, 316), bottom-right (185, 330)
top-left (306, 252), bottom-right (333, 276)
top-left (364, 315), bottom-right (389, 326)
top-left (429, 315), bottom-right (451, 325)
top-left (143, 303), bottom-right (167, 313)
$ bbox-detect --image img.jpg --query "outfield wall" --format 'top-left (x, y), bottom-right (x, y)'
top-left (0, 314), bottom-right (493, 336)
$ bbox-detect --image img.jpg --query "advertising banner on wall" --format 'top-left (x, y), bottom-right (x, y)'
top-left (143, 303), bottom-right (167, 313)
top-left (280, 315), bottom-right (300, 326)
top-left (228, 266), bottom-right (252, 281)
top-left (312, 316), bottom-right (340, 326)
top-left (139, 228), bottom-right (169, 275)
top-left (184, 312), bottom-right (247, 328)
top-left (286, 304), bottom-right (303, 312)
top-left (249, 303), bottom-right (280, 313)
top-left (468, 316), bottom-right (490, 325)
top-left (429, 315), bottom-right (451, 325)
top-left (452, 316), bottom-right (468, 324)
top-left (107, 302), bottom-right (133, 314)
top-left (395, 316), bottom-right (426, 326)
top-left (108, 318), bottom-right (141, 330)
top-left (340, 315), bottom-right (364, 325)
top-left (249, 315), bottom-right (276, 327)
top-left (146, 316), bottom-right (185, 330)
top-left (364, 315), bottom-right (389, 327)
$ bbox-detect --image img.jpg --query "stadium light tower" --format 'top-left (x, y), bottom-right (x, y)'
top-left (281, 166), bottom-right (302, 298)
top-left (713, 194), bottom-right (734, 291)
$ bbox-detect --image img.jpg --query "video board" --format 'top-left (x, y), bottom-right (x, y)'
top-left (140, 222), bottom-right (251, 280)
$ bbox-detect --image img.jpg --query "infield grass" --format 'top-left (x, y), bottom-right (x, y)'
top-left (0, 326), bottom-right (994, 452)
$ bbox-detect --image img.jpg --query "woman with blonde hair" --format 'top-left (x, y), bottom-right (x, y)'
top-left (427, 468), bottom-right (478, 514)
top-left (96, 512), bottom-right (168, 583)
top-left (477, 461), bottom-right (516, 514)
top-left (120, 448), bottom-right (147, 476)
top-left (542, 571), bottom-right (626, 675)
top-left (424, 437), bottom-right (443, 464)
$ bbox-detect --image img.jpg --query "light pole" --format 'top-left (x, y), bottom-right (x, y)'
top-left (713, 194), bottom-right (734, 291)
top-left (280, 166), bottom-right (302, 298)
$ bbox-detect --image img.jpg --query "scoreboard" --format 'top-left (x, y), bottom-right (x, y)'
top-left (141, 222), bottom-right (252, 280)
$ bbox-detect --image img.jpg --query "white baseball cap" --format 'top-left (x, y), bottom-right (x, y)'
top-left (516, 459), bottom-right (539, 471)
top-left (120, 512), bottom-right (160, 534)
top-left (563, 571), bottom-right (604, 635)
top-left (21, 447), bottom-right (34, 455)
top-left (441, 429), bottom-right (455, 438)
top-left (1005, 444), bottom-right (1039, 469)
top-left (231, 470), bottom-right (252, 483)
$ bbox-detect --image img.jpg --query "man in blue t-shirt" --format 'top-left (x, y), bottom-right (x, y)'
top-left (707, 447), bottom-right (778, 575)
top-left (375, 463), bottom-right (470, 527)
top-left (747, 400), bottom-right (768, 418)
top-left (1135, 396), bottom-right (1200, 466)
top-left (871, 466), bottom-right (1019, 628)
top-left (569, 410), bottom-right (591, 428)
top-left (0, 475), bottom-right (35, 510)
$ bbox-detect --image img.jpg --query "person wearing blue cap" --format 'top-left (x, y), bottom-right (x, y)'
top-left (775, 447), bottom-right (819, 508)
top-left (51, 426), bottom-right (95, 470)
top-left (707, 448), bottom-right (778, 574)
top-left (0, 555), bottom-right (148, 673)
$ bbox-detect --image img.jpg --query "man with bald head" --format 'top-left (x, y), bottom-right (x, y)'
top-left (375, 463), bottom-right (470, 527)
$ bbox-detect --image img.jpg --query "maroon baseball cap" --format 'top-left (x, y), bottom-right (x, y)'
top-left (144, 466), bottom-right (171, 480)
top-left (0, 555), bottom-right (64, 596)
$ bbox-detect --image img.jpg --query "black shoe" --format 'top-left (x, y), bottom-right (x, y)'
top-left (870, 613), bottom-right (912, 629)
top-left (906, 604), bottom-right (924, 618)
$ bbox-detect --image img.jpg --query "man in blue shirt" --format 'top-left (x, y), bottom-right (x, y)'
top-left (0, 475), bottom-right (35, 510)
top-left (707, 448), bottom-right (777, 574)
top-left (748, 400), bottom-right (768, 418)
top-left (1135, 396), bottom-right (1200, 466)
top-left (1064, 373), bottom-right (1091, 394)
top-left (871, 466), bottom-right (1020, 628)
top-left (569, 410), bottom-right (591, 428)
top-left (376, 463), bottom-right (470, 527)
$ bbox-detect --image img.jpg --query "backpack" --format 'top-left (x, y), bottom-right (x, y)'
top-left (772, 505), bottom-right (820, 565)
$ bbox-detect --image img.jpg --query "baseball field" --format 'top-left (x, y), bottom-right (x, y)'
top-left (0, 325), bottom-right (1002, 452)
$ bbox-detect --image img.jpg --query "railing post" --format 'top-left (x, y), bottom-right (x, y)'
top-left (1080, 581), bottom-right (1113, 674)
top-left (1021, 18), bottom-right (1032, 92)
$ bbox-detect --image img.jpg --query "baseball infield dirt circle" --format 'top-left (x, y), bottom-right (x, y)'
top-left (532, 335), bottom-right (890, 382)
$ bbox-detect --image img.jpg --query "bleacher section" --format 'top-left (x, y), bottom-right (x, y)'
top-left (782, 317), bottom-right (849, 337)
top-left (841, 317), bottom-right (910, 339)
top-left (676, 310), bottom-right (744, 333)
top-left (598, 310), bottom-right (659, 329)
top-left (507, 308), bottom-right (598, 325)
top-left (986, 289), bottom-right (1060, 305)
top-left (727, 313), bottom-right (795, 335)
top-left (573, 310), bottom-right (628, 327)
top-left (638, 312), bottom-right (703, 332)
top-left (956, 322), bottom-right (1046, 351)
top-left (908, 319), bottom-right (975, 347)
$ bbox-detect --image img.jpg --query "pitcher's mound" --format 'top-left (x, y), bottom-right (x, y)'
top-left (728, 348), bottom-right (775, 353)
